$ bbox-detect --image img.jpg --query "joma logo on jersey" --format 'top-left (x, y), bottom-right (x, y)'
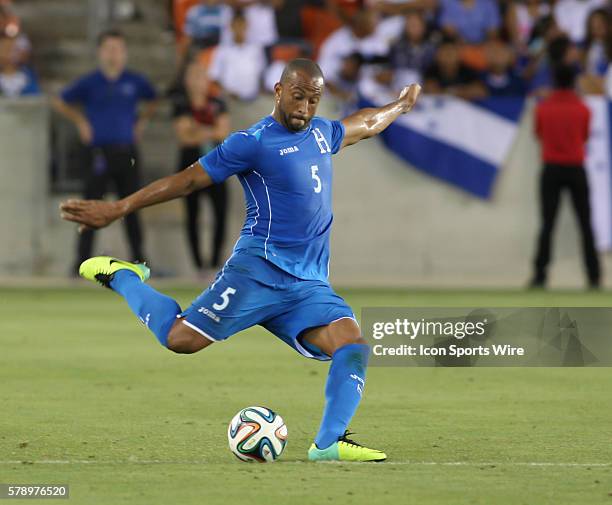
top-left (279, 146), bottom-right (299, 156)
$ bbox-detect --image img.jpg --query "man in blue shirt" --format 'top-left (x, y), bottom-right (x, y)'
top-left (60, 59), bottom-right (421, 462)
top-left (53, 29), bottom-right (158, 274)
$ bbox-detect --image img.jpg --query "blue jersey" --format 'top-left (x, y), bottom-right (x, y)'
top-left (199, 115), bottom-right (345, 282)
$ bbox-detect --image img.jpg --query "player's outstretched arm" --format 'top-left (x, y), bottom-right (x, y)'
top-left (60, 161), bottom-right (213, 232)
top-left (340, 83), bottom-right (421, 149)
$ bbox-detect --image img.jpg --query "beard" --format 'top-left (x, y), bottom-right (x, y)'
top-left (282, 109), bottom-right (310, 131)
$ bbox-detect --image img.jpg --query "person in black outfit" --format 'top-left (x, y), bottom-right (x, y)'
top-left (531, 64), bottom-right (601, 288)
top-left (171, 61), bottom-right (230, 271)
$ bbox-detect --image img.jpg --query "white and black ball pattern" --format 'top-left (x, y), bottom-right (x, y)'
top-left (227, 406), bottom-right (288, 462)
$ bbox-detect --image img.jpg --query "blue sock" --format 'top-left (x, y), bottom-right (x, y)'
top-left (110, 270), bottom-right (181, 347)
top-left (314, 343), bottom-right (370, 449)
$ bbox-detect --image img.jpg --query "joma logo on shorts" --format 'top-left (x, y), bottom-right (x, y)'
top-left (198, 306), bottom-right (220, 323)
top-left (279, 146), bottom-right (299, 156)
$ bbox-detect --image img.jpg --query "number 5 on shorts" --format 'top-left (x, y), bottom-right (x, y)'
top-left (213, 287), bottom-right (236, 311)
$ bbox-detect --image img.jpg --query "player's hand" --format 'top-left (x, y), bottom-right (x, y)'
top-left (398, 84), bottom-right (422, 113)
top-left (59, 199), bottom-right (123, 233)
top-left (76, 119), bottom-right (93, 145)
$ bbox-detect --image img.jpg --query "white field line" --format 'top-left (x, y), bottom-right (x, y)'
top-left (0, 460), bottom-right (609, 467)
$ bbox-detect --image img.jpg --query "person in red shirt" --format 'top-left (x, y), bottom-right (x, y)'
top-left (531, 64), bottom-right (600, 288)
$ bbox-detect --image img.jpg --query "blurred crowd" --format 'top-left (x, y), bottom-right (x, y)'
top-left (168, 0), bottom-right (612, 109)
top-left (3, 0), bottom-right (612, 103)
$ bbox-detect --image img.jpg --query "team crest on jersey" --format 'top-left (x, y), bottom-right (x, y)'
top-left (312, 128), bottom-right (331, 154)
top-left (279, 146), bottom-right (299, 156)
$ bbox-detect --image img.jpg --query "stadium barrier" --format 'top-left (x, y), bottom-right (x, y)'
top-left (0, 96), bottom-right (604, 287)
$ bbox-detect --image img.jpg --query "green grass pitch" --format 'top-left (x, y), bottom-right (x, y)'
top-left (1, 286), bottom-right (611, 504)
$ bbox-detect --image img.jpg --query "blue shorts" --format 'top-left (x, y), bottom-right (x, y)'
top-left (179, 252), bottom-right (356, 361)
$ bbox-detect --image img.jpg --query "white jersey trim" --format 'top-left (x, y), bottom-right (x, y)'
top-left (252, 170), bottom-right (272, 259)
top-left (240, 174), bottom-right (259, 236)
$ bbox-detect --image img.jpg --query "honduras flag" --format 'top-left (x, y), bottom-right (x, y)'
top-left (358, 84), bottom-right (524, 199)
top-left (584, 96), bottom-right (612, 251)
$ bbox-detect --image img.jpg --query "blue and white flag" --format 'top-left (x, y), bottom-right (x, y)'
top-left (584, 96), bottom-right (612, 251)
top-left (358, 86), bottom-right (524, 199)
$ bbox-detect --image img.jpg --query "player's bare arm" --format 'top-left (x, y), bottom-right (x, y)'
top-left (340, 83), bottom-right (421, 148)
top-left (60, 162), bottom-right (213, 231)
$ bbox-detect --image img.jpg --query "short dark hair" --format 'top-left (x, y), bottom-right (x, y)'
top-left (547, 35), bottom-right (571, 64)
top-left (96, 29), bottom-right (125, 47)
top-left (280, 58), bottom-right (324, 84)
top-left (552, 64), bottom-right (576, 89)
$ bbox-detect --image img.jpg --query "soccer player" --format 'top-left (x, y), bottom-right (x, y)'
top-left (60, 59), bottom-right (421, 462)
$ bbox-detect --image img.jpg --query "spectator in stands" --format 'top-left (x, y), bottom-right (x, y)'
top-left (423, 36), bottom-right (487, 99)
top-left (208, 9), bottom-right (266, 100)
top-left (327, 52), bottom-right (363, 105)
top-left (387, 11), bottom-right (435, 87)
top-left (274, 0), bottom-right (307, 40)
top-left (505, 0), bottom-right (550, 54)
top-left (439, 0), bottom-right (501, 45)
top-left (319, 8), bottom-right (375, 96)
top-left (178, 0), bottom-right (227, 71)
top-left (522, 13), bottom-right (562, 65)
top-left (582, 8), bottom-right (610, 76)
top-left (520, 14), bottom-right (569, 93)
top-left (531, 64), bottom-right (600, 289)
top-left (0, 2), bottom-right (31, 63)
top-left (318, 8), bottom-right (401, 96)
top-left (53, 29), bottom-right (158, 275)
top-left (225, 0), bottom-right (279, 47)
top-left (553, 0), bottom-right (605, 44)
top-left (172, 62), bottom-right (230, 272)
top-left (526, 33), bottom-right (581, 96)
top-left (0, 1), bottom-right (17, 37)
top-left (0, 34), bottom-right (39, 97)
top-left (481, 40), bottom-right (526, 96)
top-left (578, 8), bottom-right (611, 94)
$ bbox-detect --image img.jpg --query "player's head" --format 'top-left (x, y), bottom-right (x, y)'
top-left (97, 29), bottom-right (127, 75)
top-left (274, 58), bottom-right (324, 132)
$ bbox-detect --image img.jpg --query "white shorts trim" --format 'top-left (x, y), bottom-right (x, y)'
top-left (293, 338), bottom-right (316, 359)
top-left (181, 320), bottom-right (218, 342)
top-left (329, 315), bottom-right (360, 328)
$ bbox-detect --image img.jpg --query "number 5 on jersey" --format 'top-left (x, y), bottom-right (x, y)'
top-left (213, 287), bottom-right (236, 310)
top-left (311, 165), bottom-right (322, 194)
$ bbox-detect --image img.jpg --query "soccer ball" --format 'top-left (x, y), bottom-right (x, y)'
top-left (227, 406), bottom-right (288, 462)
